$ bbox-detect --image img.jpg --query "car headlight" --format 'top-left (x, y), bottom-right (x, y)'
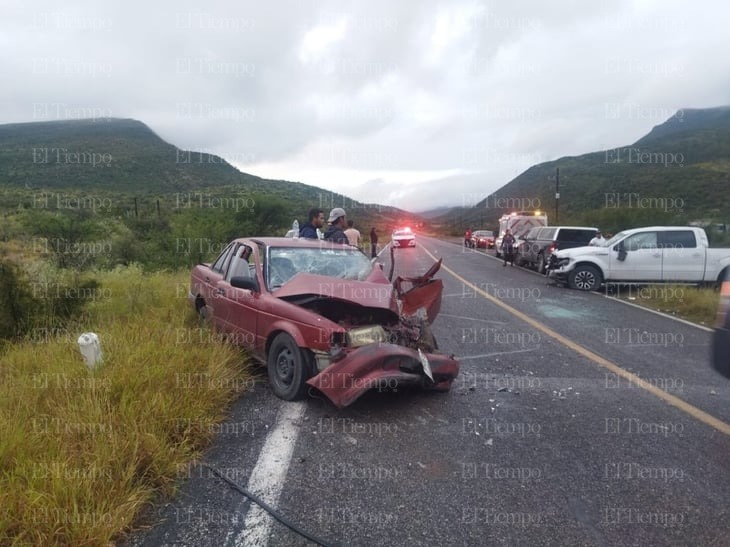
top-left (346, 325), bottom-right (387, 347)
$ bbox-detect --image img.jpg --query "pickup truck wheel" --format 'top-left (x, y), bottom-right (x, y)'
top-left (268, 333), bottom-right (313, 401)
top-left (536, 253), bottom-right (546, 274)
top-left (568, 265), bottom-right (601, 291)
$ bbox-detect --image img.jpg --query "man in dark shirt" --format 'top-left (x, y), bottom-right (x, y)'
top-left (299, 207), bottom-right (324, 239)
top-left (369, 227), bottom-right (378, 258)
top-left (323, 207), bottom-right (348, 243)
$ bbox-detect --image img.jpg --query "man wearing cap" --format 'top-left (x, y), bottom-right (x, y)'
top-left (589, 231), bottom-right (606, 246)
top-left (324, 208), bottom-right (349, 243)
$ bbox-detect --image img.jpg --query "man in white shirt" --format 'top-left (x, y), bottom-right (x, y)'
top-left (589, 231), bottom-right (606, 246)
top-left (344, 220), bottom-right (361, 248)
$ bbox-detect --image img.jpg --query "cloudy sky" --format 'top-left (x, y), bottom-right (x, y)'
top-left (2, 1), bottom-right (729, 212)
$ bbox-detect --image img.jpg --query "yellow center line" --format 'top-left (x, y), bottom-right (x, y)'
top-left (423, 246), bottom-right (730, 436)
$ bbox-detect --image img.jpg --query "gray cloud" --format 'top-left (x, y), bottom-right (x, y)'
top-left (2, 0), bottom-right (729, 211)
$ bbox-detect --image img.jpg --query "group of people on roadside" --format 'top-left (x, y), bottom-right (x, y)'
top-left (298, 207), bottom-right (379, 258)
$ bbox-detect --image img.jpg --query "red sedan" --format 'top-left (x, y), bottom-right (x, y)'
top-left (189, 237), bottom-right (459, 408)
top-left (471, 230), bottom-right (495, 249)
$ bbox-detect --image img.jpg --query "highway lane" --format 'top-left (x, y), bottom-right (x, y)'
top-left (129, 236), bottom-right (730, 547)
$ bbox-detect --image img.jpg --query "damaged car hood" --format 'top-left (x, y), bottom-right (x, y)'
top-left (273, 273), bottom-right (399, 314)
top-left (274, 259), bottom-right (445, 323)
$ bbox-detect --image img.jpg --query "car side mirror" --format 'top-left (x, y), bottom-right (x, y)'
top-left (230, 276), bottom-right (259, 292)
top-left (615, 243), bottom-right (627, 262)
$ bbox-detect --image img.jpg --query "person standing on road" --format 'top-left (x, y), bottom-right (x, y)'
top-left (300, 207), bottom-right (324, 239)
top-left (501, 229), bottom-right (516, 266)
top-left (344, 219), bottom-right (361, 248)
top-left (369, 227), bottom-right (378, 258)
top-left (465, 228), bottom-right (473, 248)
top-left (589, 231), bottom-right (606, 246)
top-left (323, 207), bottom-right (349, 243)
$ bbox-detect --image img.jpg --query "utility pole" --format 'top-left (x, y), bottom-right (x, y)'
top-left (555, 167), bottom-right (560, 224)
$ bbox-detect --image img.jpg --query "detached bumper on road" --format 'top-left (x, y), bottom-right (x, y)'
top-left (307, 343), bottom-right (460, 408)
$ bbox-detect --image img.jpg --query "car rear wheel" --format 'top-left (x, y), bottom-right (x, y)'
top-left (268, 333), bottom-right (313, 401)
top-left (536, 253), bottom-right (546, 274)
top-left (568, 265), bottom-right (602, 291)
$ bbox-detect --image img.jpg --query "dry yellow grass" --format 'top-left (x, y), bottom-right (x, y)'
top-left (0, 266), bottom-right (253, 546)
top-left (612, 284), bottom-right (721, 326)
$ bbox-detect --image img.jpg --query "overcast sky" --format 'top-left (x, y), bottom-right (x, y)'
top-left (2, 1), bottom-right (729, 212)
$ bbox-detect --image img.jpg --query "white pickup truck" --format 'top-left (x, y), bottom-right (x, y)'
top-left (548, 226), bottom-right (730, 291)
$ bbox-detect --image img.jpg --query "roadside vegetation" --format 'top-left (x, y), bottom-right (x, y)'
top-left (608, 284), bottom-right (721, 326)
top-left (0, 265), bottom-right (253, 545)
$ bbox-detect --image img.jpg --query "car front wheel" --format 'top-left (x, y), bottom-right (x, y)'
top-left (568, 265), bottom-right (602, 291)
top-left (268, 333), bottom-right (313, 400)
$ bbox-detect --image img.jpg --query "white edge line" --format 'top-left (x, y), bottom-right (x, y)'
top-left (599, 293), bottom-right (714, 332)
top-left (230, 401), bottom-right (306, 547)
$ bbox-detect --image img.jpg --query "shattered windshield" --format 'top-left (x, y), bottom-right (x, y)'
top-left (268, 246), bottom-right (373, 289)
top-left (603, 231), bottom-right (627, 248)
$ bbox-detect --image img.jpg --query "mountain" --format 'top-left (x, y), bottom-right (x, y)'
top-left (0, 118), bottom-right (417, 230)
top-left (439, 106), bottom-right (730, 233)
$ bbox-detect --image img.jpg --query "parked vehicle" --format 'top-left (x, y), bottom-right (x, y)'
top-left (471, 230), bottom-right (495, 249)
top-left (517, 226), bottom-right (599, 273)
top-left (392, 227), bottom-right (416, 248)
top-left (494, 211), bottom-right (548, 258)
top-left (189, 237), bottom-right (459, 407)
top-left (548, 226), bottom-right (730, 291)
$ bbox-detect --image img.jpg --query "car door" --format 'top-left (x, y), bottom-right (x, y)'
top-left (204, 243), bottom-right (237, 328)
top-left (520, 227), bottom-right (541, 262)
top-left (217, 244), bottom-right (259, 347)
top-left (660, 230), bottom-right (705, 281)
top-left (608, 231), bottom-right (661, 281)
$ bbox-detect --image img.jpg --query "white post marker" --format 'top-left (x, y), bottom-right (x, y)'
top-left (77, 332), bottom-right (103, 369)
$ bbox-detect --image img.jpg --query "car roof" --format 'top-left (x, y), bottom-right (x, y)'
top-left (622, 226), bottom-right (697, 233)
top-left (233, 237), bottom-right (353, 249)
top-left (542, 226), bottom-right (599, 231)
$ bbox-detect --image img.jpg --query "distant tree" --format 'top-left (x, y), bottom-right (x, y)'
top-left (21, 210), bottom-right (104, 269)
top-left (235, 194), bottom-right (290, 236)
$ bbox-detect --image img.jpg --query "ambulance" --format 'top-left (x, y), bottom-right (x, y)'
top-left (494, 211), bottom-right (548, 258)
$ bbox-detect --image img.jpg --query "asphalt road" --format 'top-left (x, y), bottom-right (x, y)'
top-left (127, 236), bottom-right (730, 547)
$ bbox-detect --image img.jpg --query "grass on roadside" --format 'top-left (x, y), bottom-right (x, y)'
top-left (611, 284), bottom-right (721, 326)
top-left (0, 265), bottom-right (253, 546)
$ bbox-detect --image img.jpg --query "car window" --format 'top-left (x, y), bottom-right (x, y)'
top-left (605, 231), bottom-right (627, 248)
top-left (659, 230), bottom-right (697, 249)
top-left (525, 228), bottom-right (541, 239)
top-left (267, 246), bottom-right (373, 290)
top-left (624, 232), bottom-right (658, 251)
top-left (538, 228), bottom-right (556, 239)
top-left (226, 245), bottom-right (254, 282)
top-left (212, 243), bottom-right (236, 274)
top-left (557, 229), bottom-right (597, 243)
